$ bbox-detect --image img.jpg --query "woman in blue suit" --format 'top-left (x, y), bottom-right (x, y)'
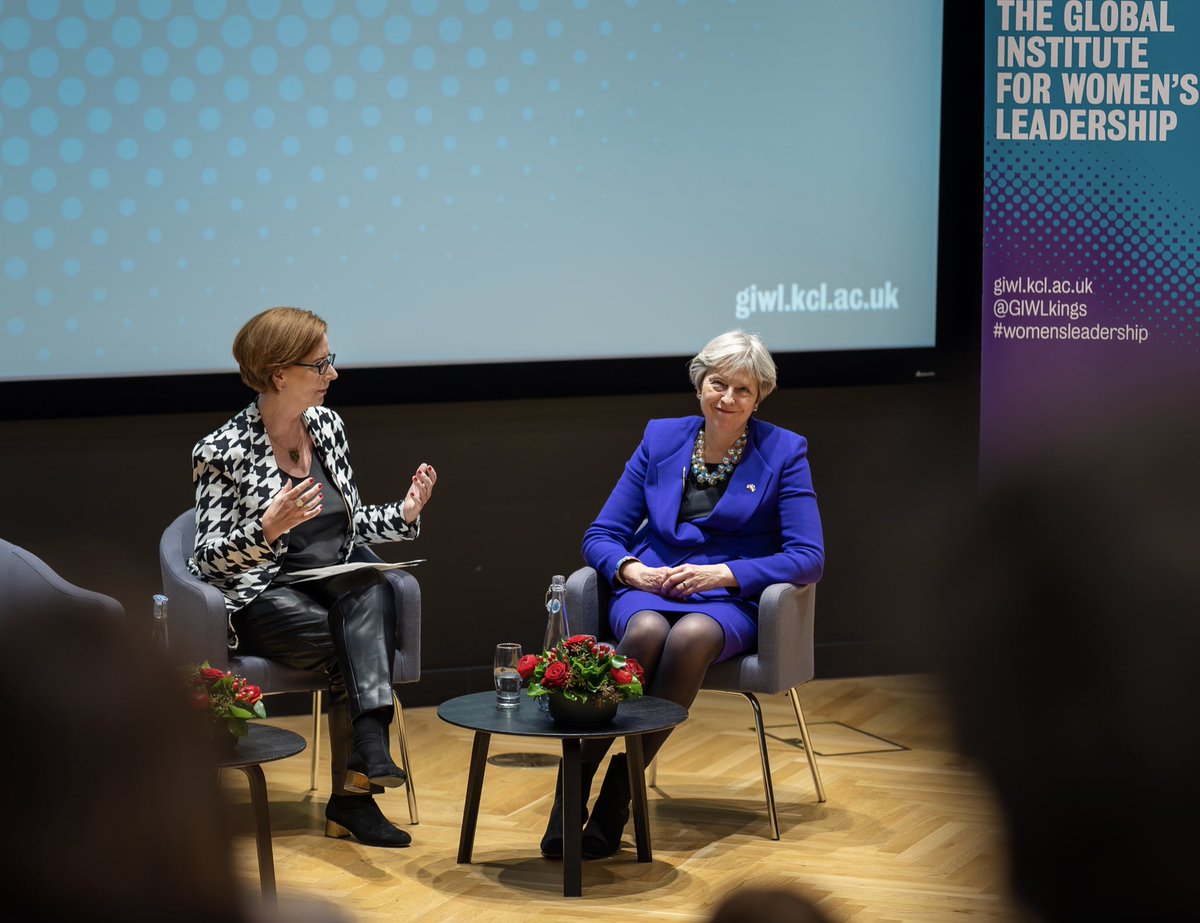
top-left (542, 330), bottom-right (824, 860)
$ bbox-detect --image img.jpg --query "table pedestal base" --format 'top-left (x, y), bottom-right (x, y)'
top-left (457, 733), bottom-right (653, 897)
top-left (235, 764), bottom-right (277, 903)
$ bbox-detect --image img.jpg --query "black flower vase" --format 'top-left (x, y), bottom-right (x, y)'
top-left (547, 693), bottom-right (619, 726)
top-left (208, 720), bottom-right (241, 756)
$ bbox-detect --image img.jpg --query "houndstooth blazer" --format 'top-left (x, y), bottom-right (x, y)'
top-left (189, 400), bottom-right (419, 626)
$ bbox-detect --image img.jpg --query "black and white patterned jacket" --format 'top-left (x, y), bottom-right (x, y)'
top-left (189, 400), bottom-right (418, 626)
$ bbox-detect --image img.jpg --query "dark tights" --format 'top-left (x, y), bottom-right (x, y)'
top-left (581, 609), bottom-right (725, 768)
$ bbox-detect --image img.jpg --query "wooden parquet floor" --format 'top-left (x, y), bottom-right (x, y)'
top-left (222, 675), bottom-right (1019, 922)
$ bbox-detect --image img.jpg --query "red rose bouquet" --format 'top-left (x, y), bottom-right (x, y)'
top-left (520, 634), bottom-right (645, 706)
top-left (184, 661), bottom-right (266, 738)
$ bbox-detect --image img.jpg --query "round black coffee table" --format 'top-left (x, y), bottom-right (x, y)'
top-left (438, 692), bottom-right (688, 897)
top-left (214, 723), bottom-right (307, 904)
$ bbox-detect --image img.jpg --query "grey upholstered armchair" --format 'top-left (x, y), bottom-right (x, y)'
top-left (566, 566), bottom-right (825, 839)
top-left (158, 510), bottom-right (421, 823)
top-left (0, 538), bottom-right (125, 621)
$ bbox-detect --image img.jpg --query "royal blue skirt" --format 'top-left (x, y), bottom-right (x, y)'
top-left (608, 589), bottom-right (758, 663)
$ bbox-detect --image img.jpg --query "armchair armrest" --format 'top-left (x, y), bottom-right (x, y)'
top-left (159, 511), bottom-right (231, 668)
top-left (0, 539), bottom-right (124, 619)
top-left (566, 566), bottom-right (611, 641)
top-left (753, 582), bottom-right (816, 690)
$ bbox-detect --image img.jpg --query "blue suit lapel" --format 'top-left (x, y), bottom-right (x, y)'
top-left (649, 418), bottom-right (776, 540)
top-left (702, 428), bottom-right (776, 531)
top-left (652, 422), bottom-right (700, 543)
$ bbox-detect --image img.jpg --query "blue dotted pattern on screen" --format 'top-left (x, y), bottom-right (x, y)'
top-left (2, 0), bottom-right (682, 372)
top-left (1, 1), bottom-right (947, 376)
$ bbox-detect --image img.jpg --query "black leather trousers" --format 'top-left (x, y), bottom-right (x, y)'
top-left (233, 568), bottom-right (396, 795)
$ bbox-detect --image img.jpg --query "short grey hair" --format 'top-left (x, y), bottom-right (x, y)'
top-left (688, 330), bottom-right (778, 401)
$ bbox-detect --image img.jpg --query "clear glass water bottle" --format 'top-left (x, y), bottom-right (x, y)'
top-left (539, 574), bottom-right (570, 710)
top-left (151, 594), bottom-right (169, 651)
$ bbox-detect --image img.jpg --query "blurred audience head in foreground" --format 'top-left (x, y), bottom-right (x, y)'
top-left (934, 404), bottom-right (1200, 921)
top-left (0, 607), bottom-right (247, 923)
top-left (708, 884), bottom-right (833, 923)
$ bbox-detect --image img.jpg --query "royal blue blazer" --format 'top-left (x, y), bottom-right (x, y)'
top-left (583, 416), bottom-right (825, 620)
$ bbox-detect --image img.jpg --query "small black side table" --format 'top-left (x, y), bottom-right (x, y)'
top-left (438, 692), bottom-right (688, 897)
top-left (214, 723), bottom-right (307, 904)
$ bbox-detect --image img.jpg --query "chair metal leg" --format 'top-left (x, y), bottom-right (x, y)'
top-left (392, 690), bottom-right (419, 825)
top-left (788, 686), bottom-right (826, 803)
top-left (741, 692), bottom-right (781, 840)
top-left (309, 690), bottom-right (322, 792)
top-left (648, 687), bottom-right (820, 840)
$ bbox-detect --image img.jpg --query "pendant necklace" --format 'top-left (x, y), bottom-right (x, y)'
top-left (280, 425), bottom-right (305, 466)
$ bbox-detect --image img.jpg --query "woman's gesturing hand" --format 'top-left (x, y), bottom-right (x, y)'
top-left (402, 463), bottom-right (437, 524)
top-left (262, 478), bottom-right (323, 545)
top-left (661, 563), bottom-right (736, 599)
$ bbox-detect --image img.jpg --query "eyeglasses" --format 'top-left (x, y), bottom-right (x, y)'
top-left (291, 353), bottom-right (336, 376)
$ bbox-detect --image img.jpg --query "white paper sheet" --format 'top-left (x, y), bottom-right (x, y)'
top-left (286, 560), bottom-right (425, 582)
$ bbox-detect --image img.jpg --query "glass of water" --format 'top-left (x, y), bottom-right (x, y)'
top-left (494, 642), bottom-right (523, 708)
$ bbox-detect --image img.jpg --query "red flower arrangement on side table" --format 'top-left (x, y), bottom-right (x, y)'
top-left (185, 661), bottom-right (267, 740)
top-left (519, 634), bottom-right (645, 707)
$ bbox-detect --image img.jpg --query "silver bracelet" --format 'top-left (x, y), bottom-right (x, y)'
top-left (614, 555), bottom-right (641, 585)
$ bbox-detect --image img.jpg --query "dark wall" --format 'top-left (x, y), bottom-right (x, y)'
top-left (0, 375), bottom-right (977, 705)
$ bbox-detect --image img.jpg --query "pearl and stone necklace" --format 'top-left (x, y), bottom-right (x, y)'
top-left (691, 426), bottom-right (747, 486)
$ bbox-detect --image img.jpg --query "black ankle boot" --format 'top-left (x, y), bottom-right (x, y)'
top-left (540, 759), bottom-right (596, 859)
top-left (345, 709), bottom-right (407, 794)
top-left (581, 753), bottom-right (631, 859)
top-left (325, 794), bottom-right (412, 847)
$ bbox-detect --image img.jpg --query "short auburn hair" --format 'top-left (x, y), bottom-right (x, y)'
top-left (232, 307), bottom-right (327, 393)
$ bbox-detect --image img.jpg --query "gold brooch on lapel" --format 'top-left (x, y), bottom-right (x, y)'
top-left (747, 484), bottom-right (756, 493)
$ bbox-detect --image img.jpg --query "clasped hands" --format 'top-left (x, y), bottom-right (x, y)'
top-left (619, 560), bottom-right (735, 599)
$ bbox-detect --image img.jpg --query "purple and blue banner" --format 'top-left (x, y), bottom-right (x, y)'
top-left (982, 0), bottom-right (1200, 477)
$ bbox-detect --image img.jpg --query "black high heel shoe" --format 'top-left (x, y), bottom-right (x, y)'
top-left (325, 794), bottom-right (412, 847)
top-left (344, 709), bottom-right (407, 794)
top-left (581, 753), bottom-right (631, 859)
top-left (540, 759), bottom-right (596, 859)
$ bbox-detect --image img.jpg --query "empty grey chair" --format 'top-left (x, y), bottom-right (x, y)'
top-left (159, 510), bottom-right (421, 823)
top-left (0, 538), bottom-right (125, 621)
top-left (566, 565), bottom-right (825, 840)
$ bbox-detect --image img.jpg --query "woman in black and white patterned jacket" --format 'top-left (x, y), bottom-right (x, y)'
top-left (191, 306), bottom-right (436, 848)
